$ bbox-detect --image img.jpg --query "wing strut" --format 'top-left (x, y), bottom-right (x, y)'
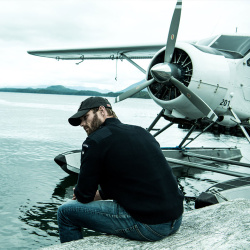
top-left (121, 53), bottom-right (146, 74)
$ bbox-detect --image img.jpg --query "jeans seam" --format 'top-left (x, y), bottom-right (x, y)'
top-left (67, 206), bottom-right (130, 219)
top-left (171, 219), bottom-right (176, 229)
top-left (143, 223), bottom-right (166, 238)
top-left (116, 225), bottom-right (153, 242)
top-left (135, 225), bottom-right (153, 241)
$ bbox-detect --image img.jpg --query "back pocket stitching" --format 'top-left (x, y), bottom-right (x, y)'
top-left (143, 223), bottom-right (166, 238)
top-left (115, 225), bottom-right (153, 241)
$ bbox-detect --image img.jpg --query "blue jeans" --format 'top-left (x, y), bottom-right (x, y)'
top-left (57, 200), bottom-right (182, 243)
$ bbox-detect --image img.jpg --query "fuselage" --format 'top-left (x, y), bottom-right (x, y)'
top-left (147, 35), bottom-right (250, 124)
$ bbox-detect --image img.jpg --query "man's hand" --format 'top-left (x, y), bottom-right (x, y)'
top-left (72, 188), bottom-right (76, 200)
top-left (72, 188), bottom-right (102, 201)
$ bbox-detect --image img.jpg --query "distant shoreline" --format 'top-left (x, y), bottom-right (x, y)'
top-left (0, 85), bottom-right (150, 99)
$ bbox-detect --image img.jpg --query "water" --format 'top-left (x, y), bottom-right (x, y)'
top-left (0, 92), bottom-right (249, 249)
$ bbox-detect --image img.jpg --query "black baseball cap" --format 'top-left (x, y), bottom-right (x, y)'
top-left (68, 97), bottom-right (112, 126)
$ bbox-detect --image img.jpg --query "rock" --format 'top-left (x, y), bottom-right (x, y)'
top-left (42, 199), bottom-right (250, 250)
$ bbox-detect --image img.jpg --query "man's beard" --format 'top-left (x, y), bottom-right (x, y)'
top-left (85, 113), bottom-right (103, 135)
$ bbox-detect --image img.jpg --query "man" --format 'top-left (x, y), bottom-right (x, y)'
top-left (57, 96), bottom-right (184, 243)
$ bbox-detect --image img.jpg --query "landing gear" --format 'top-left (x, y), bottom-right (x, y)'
top-left (146, 109), bottom-right (250, 179)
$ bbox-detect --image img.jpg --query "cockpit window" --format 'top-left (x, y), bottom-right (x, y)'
top-left (210, 35), bottom-right (250, 57)
top-left (247, 58), bottom-right (250, 67)
top-left (196, 36), bottom-right (217, 46)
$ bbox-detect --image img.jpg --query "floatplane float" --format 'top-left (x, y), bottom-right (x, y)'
top-left (28, 0), bottom-right (250, 208)
top-left (54, 146), bottom-right (250, 209)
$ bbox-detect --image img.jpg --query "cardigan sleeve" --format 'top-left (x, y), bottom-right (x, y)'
top-left (74, 138), bottom-right (102, 203)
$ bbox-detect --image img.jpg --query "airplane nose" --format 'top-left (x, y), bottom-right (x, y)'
top-left (151, 63), bottom-right (172, 83)
top-left (151, 62), bottom-right (182, 84)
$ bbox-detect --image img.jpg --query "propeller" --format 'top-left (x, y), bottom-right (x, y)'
top-left (164, 0), bottom-right (182, 63)
top-left (115, 79), bottom-right (154, 103)
top-left (115, 0), bottom-right (182, 103)
top-left (115, 0), bottom-right (217, 122)
top-left (150, 63), bottom-right (218, 121)
top-left (170, 76), bottom-right (218, 122)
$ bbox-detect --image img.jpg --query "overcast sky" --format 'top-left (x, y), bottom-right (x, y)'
top-left (0, 0), bottom-right (249, 92)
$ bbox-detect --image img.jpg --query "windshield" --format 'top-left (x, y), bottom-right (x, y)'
top-left (196, 36), bottom-right (217, 46)
top-left (210, 35), bottom-right (250, 57)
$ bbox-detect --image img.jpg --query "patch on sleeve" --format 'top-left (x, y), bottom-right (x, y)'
top-left (89, 127), bottom-right (112, 143)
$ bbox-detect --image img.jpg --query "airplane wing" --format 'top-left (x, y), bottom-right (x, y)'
top-left (27, 45), bottom-right (164, 60)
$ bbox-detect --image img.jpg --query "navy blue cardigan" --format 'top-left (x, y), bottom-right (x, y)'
top-left (75, 118), bottom-right (184, 224)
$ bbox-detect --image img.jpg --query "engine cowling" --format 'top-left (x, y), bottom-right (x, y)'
top-left (147, 47), bottom-right (192, 101)
top-left (146, 42), bottom-right (231, 120)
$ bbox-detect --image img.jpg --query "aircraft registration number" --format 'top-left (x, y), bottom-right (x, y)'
top-left (220, 99), bottom-right (230, 107)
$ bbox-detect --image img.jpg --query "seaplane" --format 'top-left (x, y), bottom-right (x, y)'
top-left (28, 0), bottom-right (250, 207)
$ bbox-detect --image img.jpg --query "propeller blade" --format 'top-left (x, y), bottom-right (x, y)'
top-left (115, 79), bottom-right (155, 103)
top-left (164, 0), bottom-right (182, 63)
top-left (170, 76), bottom-right (218, 122)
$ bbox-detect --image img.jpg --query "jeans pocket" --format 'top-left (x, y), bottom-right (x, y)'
top-left (169, 215), bottom-right (182, 235)
top-left (142, 223), bottom-right (172, 241)
top-left (115, 224), bottom-right (153, 241)
top-left (140, 216), bottom-right (183, 241)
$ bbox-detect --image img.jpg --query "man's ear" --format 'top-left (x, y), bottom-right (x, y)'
top-left (99, 106), bottom-right (105, 111)
top-left (99, 106), bottom-right (106, 117)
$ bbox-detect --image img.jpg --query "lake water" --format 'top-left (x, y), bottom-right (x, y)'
top-left (0, 92), bottom-right (249, 249)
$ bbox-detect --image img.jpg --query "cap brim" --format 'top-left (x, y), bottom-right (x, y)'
top-left (68, 109), bottom-right (90, 126)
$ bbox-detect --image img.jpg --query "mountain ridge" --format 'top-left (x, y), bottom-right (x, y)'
top-left (0, 83), bottom-right (150, 99)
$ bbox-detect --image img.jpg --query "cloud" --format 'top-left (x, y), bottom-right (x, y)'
top-left (0, 0), bottom-right (249, 90)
